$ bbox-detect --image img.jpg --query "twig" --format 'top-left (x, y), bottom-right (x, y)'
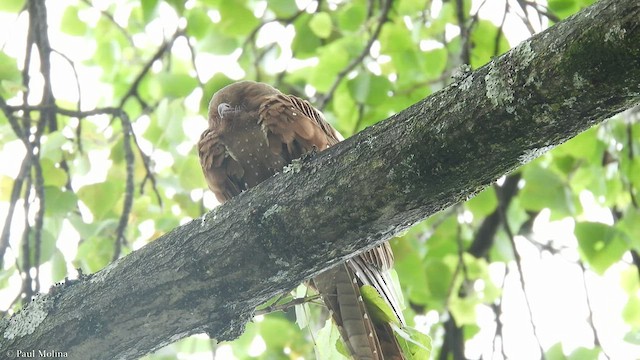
top-left (577, 261), bottom-right (610, 359)
top-left (118, 30), bottom-right (183, 109)
top-left (490, 269), bottom-right (508, 360)
top-left (318, 0), bottom-right (392, 110)
top-left (254, 294), bottom-right (321, 316)
top-left (113, 112), bottom-right (135, 261)
top-left (510, 0), bottom-right (536, 35)
top-left (494, 1), bottom-right (509, 57)
top-left (51, 49), bottom-right (83, 152)
top-left (500, 209), bottom-right (546, 359)
top-left (20, 174), bottom-right (33, 303)
top-left (455, 0), bottom-right (471, 65)
top-left (627, 120), bottom-right (638, 208)
top-left (80, 0), bottom-right (134, 47)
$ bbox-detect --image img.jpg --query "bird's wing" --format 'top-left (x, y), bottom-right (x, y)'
top-left (258, 93), bottom-right (405, 358)
top-left (258, 93), bottom-right (341, 162)
top-left (198, 128), bottom-right (245, 203)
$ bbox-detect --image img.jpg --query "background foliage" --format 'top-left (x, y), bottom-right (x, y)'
top-left (0, 0), bottom-right (639, 359)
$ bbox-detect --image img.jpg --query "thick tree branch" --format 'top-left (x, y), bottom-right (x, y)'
top-left (1, 0), bottom-right (639, 359)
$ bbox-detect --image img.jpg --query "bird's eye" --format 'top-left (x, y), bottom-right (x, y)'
top-left (218, 103), bottom-right (231, 118)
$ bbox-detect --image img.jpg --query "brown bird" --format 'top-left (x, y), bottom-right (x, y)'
top-left (198, 81), bottom-right (405, 360)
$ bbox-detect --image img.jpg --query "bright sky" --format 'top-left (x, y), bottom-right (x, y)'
top-left (0, 0), bottom-right (637, 359)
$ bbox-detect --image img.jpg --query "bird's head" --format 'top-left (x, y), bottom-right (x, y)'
top-left (208, 81), bottom-right (280, 126)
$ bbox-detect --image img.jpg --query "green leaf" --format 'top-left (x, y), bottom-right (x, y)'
top-left (185, 9), bottom-right (211, 39)
top-left (546, 343), bottom-right (567, 360)
top-left (347, 72), bottom-right (371, 103)
top-left (0, 265), bottom-right (15, 288)
top-left (40, 159), bottom-right (67, 187)
top-left (258, 315), bottom-right (304, 351)
top-left (624, 329), bottom-right (640, 345)
top-left (423, 48), bottom-right (447, 79)
top-left (315, 319), bottom-right (349, 360)
top-left (380, 23), bottom-right (413, 53)
top-left (470, 20), bottom-right (510, 67)
top-left (311, 46), bottom-right (349, 91)
top-left (338, 3), bottom-right (366, 32)
top-left (165, 0), bottom-right (185, 14)
top-left (0, 51), bottom-right (20, 82)
top-left (567, 347), bottom-right (600, 360)
top-left (44, 186), bottom-right (77, 217)
top-left (218, 2), bottom-right (259, 36)
top-left (0, 0), bottom-right (25, 12)
top-left (76, 235), bottom-right (113, 272)
top-left (41, 131), bottom-right (67, 163)
top-left (292, 284), bottom-right (309, 329)
top-left (548, 0), bottom-right (579, 19)
top-left (0, 50), bottom-right (22, 98)
top-left (309, 12), bottom-right (332, 39)
top-left (448, 296), bottom-right (477, 325)
top-left (292, 14), bottom-right (321, 57)
top-left (424, 259), bottom-right (452, 299)
top-left (360, 284), bottom-right (398, 324)
top-left (519, 165), bottom-right (574, 218)
top-left (575, 222), bottom-right (628, 275)
top-left (60, 6), bottom-right (87, 36)
top-left (141, 0), bottom-right (159, 23)
top-left (51, 250), bottom-right (68, 282)
top-left (393, 240), bottom-right (431, 306)
top-left (77, 181), bottom-right (123, 220)
top-left (466, 186), bottom-right (498, 217)
top-left (27, 229), bottom-right (56, 267)
top-left (268, 0), bottom-right (298, 18)
top-left (622, 295), bottom-right (640, 327)
top-left (0, 175), bottom-right (14, 201)
top-left (392, 324), bottom-right (432, 360)
top-left (157, 73), bottom-right (198, 98)
top-left (554, 126), bottom-right (602, 163)
top-left (616, 208), bottom-right (640, 251)
top-left (151, 99), bottom-right (186, 148)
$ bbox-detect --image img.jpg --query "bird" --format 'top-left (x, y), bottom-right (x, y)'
top-left (198, 80), bottom-right (406, 360)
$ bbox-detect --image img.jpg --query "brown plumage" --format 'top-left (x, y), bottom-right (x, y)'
top-left (198, 81), bottom-right (405, 360)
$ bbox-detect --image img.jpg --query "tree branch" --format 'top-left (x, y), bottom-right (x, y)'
top-left (1, 0), bottom-right (639, 358)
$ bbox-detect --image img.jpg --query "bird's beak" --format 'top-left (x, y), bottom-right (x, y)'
top-left (218, 103), bottom-right (231, 118)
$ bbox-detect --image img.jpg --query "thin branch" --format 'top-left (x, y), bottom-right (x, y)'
top-left (80, 0), bottom-right (135, 47)
top-left (112, 113), bottom-right (135, 261)
top-left (501, 214), bottom-right (546, 359)
top-left (455, 0), bottom-right (471, 65)
top-left (0, 156), bottom-right (30, 270)
top-left (577, 261), bottom-right (610, 359)
top-left (510, 0), bottom-right (536, 36)
top-left (20, 174), bottom-right (33, 303)
top-left (51, 49), bottom-right (83, 153)
top-left (318, 0), bottom-right (392, 110)
top-left (254, 295), bottom-right (322, 316)
top-left (118, 30), bottom-right (183, 109)
top-left (490, 268), bottom-right (508, 360)
top-left (494, 1), bottom-right (509, 57)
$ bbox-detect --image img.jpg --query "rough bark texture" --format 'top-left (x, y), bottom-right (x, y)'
top-left (1, 0), bottom-right (639, 359)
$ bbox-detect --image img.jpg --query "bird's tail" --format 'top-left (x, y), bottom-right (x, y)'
top-left (313, 262), bottom-right (405, 360)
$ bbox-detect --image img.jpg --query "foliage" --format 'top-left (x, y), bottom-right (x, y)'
top-left (0, 0), bottom-right (638, 359)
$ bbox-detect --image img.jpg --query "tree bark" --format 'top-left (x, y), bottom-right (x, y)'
top-left (2, 0), bottom-right (639, 358)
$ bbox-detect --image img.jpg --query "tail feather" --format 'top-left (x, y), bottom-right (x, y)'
top-left (313, 257), bottom-right (405, 360)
